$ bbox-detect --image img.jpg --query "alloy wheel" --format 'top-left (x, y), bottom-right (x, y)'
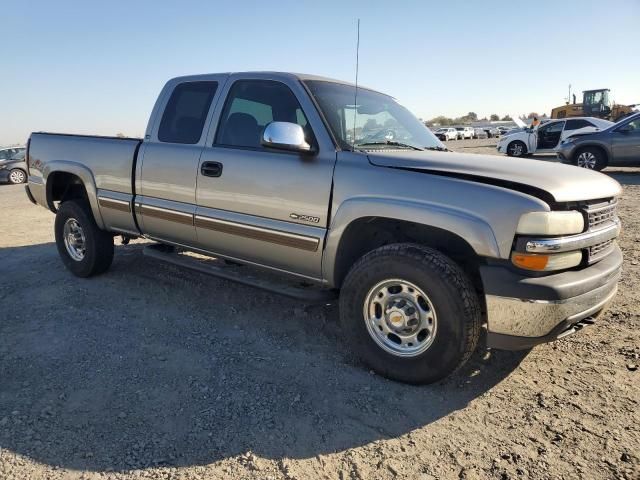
top-left (577, 151), bottom-right (597, 169)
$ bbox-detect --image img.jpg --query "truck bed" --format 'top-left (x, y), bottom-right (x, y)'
top-left (27, 132), bottom-right (143, 235)
top-left (28, 132), bottom-right (142, 194)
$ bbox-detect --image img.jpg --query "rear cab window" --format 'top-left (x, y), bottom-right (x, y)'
top-left (158, 81), bottom-right (218, 144)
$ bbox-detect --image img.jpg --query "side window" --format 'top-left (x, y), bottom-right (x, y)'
top-left (542, 121), bottom-right (565, 134)
top-left (625, 119), bottom-right (640, 132)
top-left (565, 119), bottom-right (593, 130)
top-left (216, 80), bottom-right (311, 149)
top-left (158, 81), bottom-right (218, 144)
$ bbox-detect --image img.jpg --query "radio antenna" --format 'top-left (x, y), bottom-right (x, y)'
top-left (352, 18), bottom-right (360, 150)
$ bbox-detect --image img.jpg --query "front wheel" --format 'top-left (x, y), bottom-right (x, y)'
top-left (8, 169), bottom-right (26, 184)
top-left (339, 244), bottom-right (481, 384)
top-left (54, 200), bottom-right (114, 277)
top-left (575, 147), bottom-right (607, 171)
top-left (506, 140), bottom-right (526, 157)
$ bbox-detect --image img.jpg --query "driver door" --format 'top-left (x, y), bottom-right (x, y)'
top-left (537, 121), bottom-right (565, 151)
top-left (193, 75), bottom-right (337, 280)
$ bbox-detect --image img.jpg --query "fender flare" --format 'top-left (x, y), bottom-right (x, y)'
top-left (43, 160), bottom-right (105, 229)
top-left (323, 197), bottom-right (500, 286)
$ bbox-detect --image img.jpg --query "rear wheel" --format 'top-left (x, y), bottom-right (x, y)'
top-left (506, 140), bottom-right (526, 157)
top-left (54, 200), bottom-right (114, 277)
top-left (575, 147), bottom-right (607, 171)
top-left (339, 243), bottom-right (481, 384)
top-left (8, 169), bottom-right (26, 184)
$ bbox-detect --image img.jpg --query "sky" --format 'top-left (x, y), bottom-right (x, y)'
top-left (1, 0), bottom-right (639, 145)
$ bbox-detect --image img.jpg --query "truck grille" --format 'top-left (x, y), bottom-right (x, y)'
top-left (586, 200), bottom-right (618, 231)
top-left (588, 239), bottom-right (615, 263)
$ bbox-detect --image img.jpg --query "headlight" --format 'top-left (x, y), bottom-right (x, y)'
top-left (511, 251), bottom-right (583, 271)
top-left (516, 211), bottom-right (584, 235)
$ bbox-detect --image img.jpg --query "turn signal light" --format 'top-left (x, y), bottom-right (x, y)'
top-left (511, 251), bottom-right (583, 271)
top-left (512, 253), bottom-right (549, 271)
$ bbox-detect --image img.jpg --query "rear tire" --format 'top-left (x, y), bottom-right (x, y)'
top-left (54, 200), bottom-right (114, 277)
top-left (339, 243), bottom-right (481, 384)
top-left (574, 147), bottom-right (607, 171)
top-left (506, 140), bottom-right (526, 157)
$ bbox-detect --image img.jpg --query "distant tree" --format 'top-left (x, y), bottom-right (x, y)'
top-left (501, 115), bottom-right (513, 121)
top-left (489, 114), bottom-right (500, 121)
top-left (526, 112), bottom-right (540, 119)
top-left (426, 115), bottom-right (455, 126)
top-left (467, 112), bottom-right (478, 121)
top-left (116, 132), bottom-right (126, 138)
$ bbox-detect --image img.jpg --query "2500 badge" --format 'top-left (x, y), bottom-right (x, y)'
top-left (290, 213), bottom-right (320, 223)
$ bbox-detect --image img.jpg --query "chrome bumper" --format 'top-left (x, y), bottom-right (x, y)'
top-left (486, 277), bottom-right (618, 339)
top-left (482, 244), bottom-right (622, 350)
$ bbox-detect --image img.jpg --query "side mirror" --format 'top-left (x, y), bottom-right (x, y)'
top-left (261, 122), bottom-right (312, 153)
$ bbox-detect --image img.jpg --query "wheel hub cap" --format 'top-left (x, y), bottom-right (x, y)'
top-left (364, 279), bottom-right (437, 357)
top-left (10, 170), bottom-right (25, 183)
top-left (63, 218), bottom-right (86, 261)
top-left (577, 152), bottom-right (596, 169)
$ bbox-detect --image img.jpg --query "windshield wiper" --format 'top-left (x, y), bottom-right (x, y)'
top-left (424, 146), bottom-right (450, 152)
top-left (355, 141), bottom-right (423, 151)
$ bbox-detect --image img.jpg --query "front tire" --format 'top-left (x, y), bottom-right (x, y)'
top-left (574, 147), bottom-right (607, 171)
top-left (54, 200), bottom-right (114, 277)
top-left (339, 244), bottom-right (481, 384)
top-left (8, 169), bottom-right (26, 184)
top-left (506, 140), bottom-right (526, 157)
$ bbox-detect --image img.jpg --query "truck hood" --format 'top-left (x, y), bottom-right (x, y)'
top-left (367, 150), bottom-right (622, 203)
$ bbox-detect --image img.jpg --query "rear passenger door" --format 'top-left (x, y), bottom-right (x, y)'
top-left (137, 77), bottom-right (225, 245)
top-left (562, 119), bottom-right (595, 140)
top-left (194, 74), bottom-right (337, 280)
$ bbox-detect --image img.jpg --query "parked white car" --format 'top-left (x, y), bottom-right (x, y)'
top-left (497, 117), bottom-right (613, 157)
top-left (455, 126), bottom-right (474, 139)
top-left (434, 127), bottom-right (458, 141)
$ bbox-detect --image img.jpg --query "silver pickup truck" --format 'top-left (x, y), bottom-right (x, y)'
top-left (24, 72), bottom-right (623, 384)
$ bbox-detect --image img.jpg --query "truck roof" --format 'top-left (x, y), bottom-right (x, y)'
top-left (167, 71), bottom-right (385, 96)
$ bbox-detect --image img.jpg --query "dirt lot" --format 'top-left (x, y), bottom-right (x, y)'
top-left (1, 139), bottom-right (638, 480)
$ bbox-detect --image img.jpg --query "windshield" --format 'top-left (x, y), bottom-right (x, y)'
top-left (304, 80), bottom-right (443, 150)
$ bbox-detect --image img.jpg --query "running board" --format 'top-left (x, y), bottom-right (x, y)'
top-left (143, 244), bottom-right (337, 304)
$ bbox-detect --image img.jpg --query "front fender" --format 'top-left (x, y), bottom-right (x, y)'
top-left (43, 160), bottom-right (105, 229)
top-left (322, 196), bottom-right (500, 285)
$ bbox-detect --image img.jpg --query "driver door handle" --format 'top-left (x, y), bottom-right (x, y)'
top-left (201, 161), bottom-right (223, 177)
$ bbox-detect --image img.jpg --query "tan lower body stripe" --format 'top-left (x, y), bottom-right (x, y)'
top-left (98, 197), bottom-right (131, 213)
top-left (194, 215), bottom-right (319, 252)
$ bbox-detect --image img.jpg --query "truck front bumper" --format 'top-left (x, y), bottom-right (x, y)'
top-left (481, 245), bottom-right (622, 350)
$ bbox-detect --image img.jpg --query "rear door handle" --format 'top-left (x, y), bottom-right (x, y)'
top-left (201, 161), bottom-right (223, 177)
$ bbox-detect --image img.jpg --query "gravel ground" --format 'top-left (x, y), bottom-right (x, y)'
top-left (1, 139), bottom-right (638, 479)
